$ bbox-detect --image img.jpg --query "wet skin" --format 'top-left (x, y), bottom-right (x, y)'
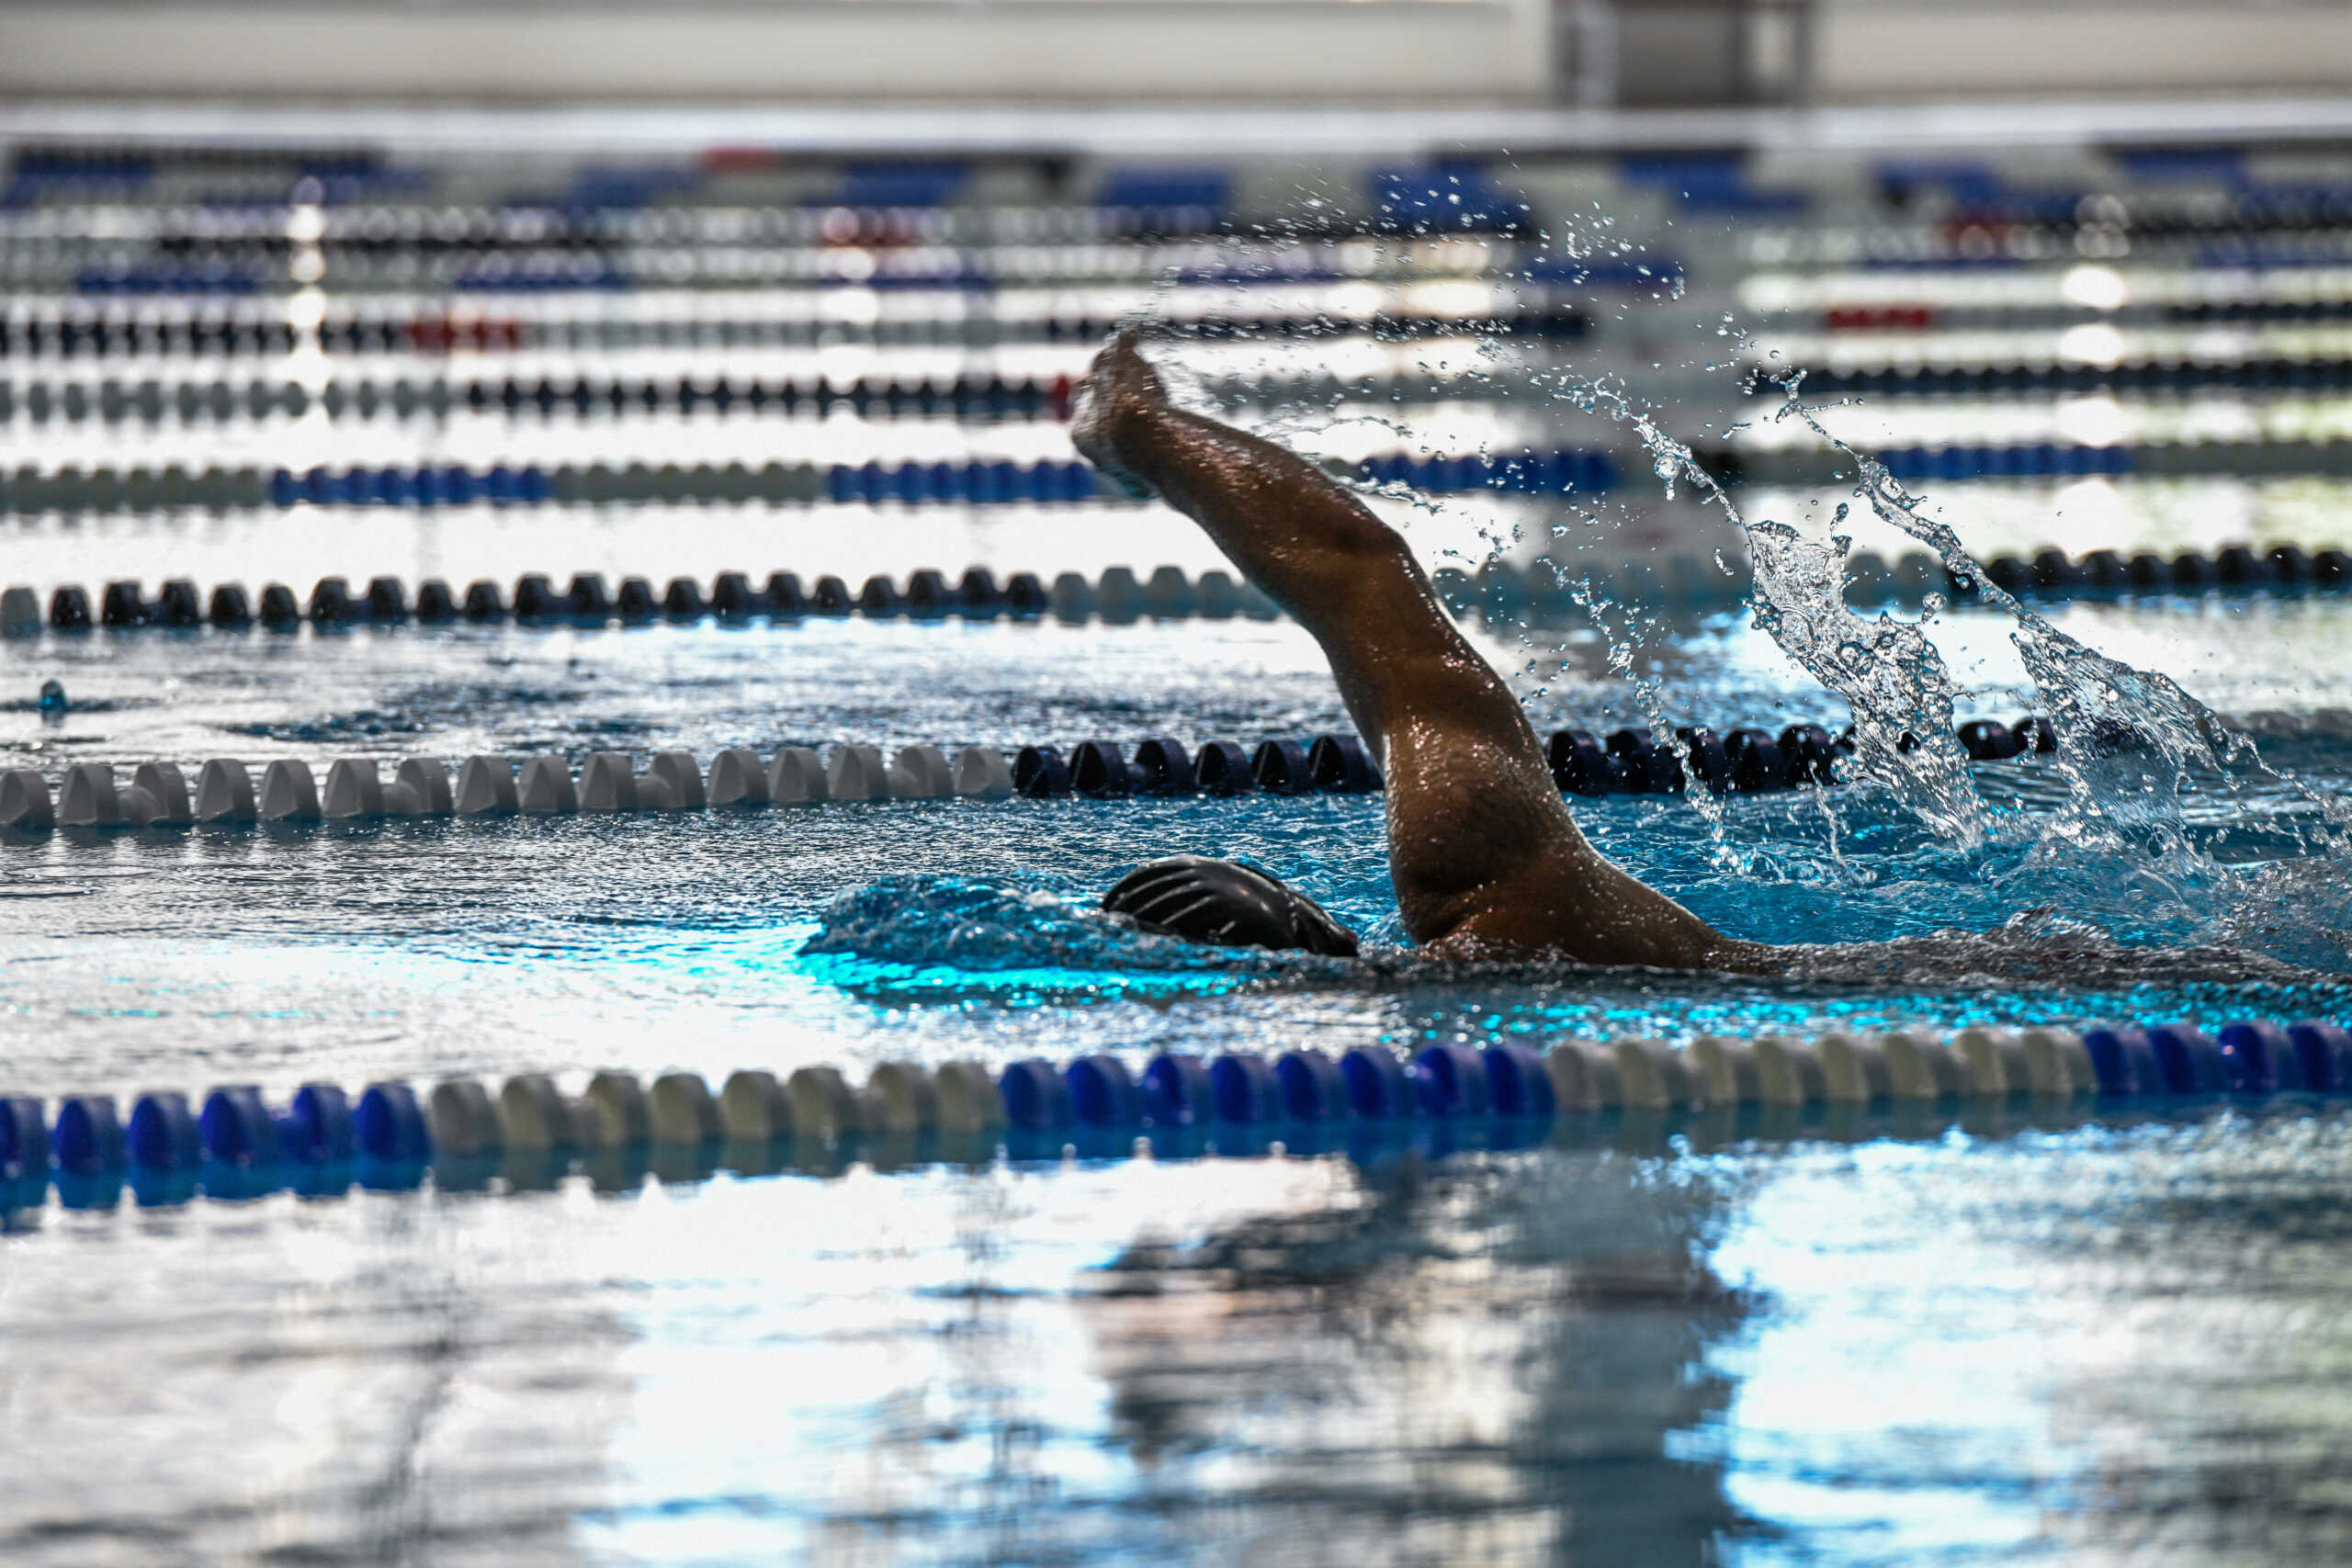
top-left (1070, 330), bottom-right (1777, 973)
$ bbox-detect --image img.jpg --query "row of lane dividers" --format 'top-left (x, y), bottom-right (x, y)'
top-left (5, 1021), bottom-right (2342, 1211)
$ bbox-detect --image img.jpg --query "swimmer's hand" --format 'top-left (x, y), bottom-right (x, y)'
top-left (1070, 327), bottom-right (1169, 502)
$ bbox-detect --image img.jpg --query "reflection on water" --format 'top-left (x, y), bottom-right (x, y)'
top-left (11, 1108), bottom-right (2352, 1565)
top-left (1078, 1147), bottom-right (1744, 1567)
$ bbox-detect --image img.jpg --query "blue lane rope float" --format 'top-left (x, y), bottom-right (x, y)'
top-left (126, 1091), bottom-right (200, 1170)
top-left (0, 444), bottom-right (1629, 516)
top-left (5, 1021), bottom-right (2346, 1213)
top-left (26, 147), bottom-right (2352, 253)
top-left (0, 567), bottom-right (1289, 637)
top-left (25, 562), bottom-right (1202, 636)
top-left (17, 443), bottom-right (2352, 520)
top-left (7, 154), bottom-right (2352, 274)
top-left (1723, 434), bottom-right (2352, 485)
top-left (0, 195), bottom-right (1552, 288)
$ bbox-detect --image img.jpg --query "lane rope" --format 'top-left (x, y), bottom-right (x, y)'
top-left (5, 1023), bottom-right (2342, 1212)
top-left (0, 712), bottom-right (2080, 835)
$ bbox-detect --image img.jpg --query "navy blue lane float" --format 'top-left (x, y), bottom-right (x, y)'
top-left (0, 445), bottom-right (1626, 516)
top-left (1781, 360), bottom-right (2352, 401)
top-left (6, 1021), bottom-right (2348, 1214)
top-left (1549, 714), bottom-right (2061, 797)
top-left (1960, 543), bottom-right (2352, 599)
top-left (24, 541), bottom-right (2341, 654)
top-left (2079, 1022), bottom-right (2349, 1096)
top-left (1012, 733), bottom-right (1391, 800)
top-left (0, 566), bottom-right (1278, 637)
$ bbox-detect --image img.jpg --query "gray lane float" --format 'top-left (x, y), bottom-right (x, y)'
top-left (717, 1070), bottom-right (795, 1142)
top-left (456, 755), bottom-right (520, 816)
top-left (0, 770), bottom-right (54, 830)
top-left (54, 761), bottom-right (194, 828)
top-left (260, 760), bottom-right (320, 822)
top-left (826, 746), bottom-right (892, 802)
top-left (195, 760), bottom-right (256, 824)
top-left (0, 741), bottom-right (1045, 844)
top-left (708, 749), bottom-right (771, 808)
top-left (517, 755), bottom-right (579, 814)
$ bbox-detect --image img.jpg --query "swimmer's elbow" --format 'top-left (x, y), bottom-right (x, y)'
top-left (1317, 515), bottom-right (1434, 614)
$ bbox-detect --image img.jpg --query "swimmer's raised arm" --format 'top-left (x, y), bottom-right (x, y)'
top-left (1073, 329), bottom-right (1771, 972)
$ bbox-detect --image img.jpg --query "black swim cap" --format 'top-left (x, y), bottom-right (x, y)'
top-left (1102, 855), bottom-right (1359, 958)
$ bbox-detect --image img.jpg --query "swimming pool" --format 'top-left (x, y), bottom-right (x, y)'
top-left (4, 575), bottom-right (2351, 1563)
top-left (8, 135), bottom-right (2352, 1566)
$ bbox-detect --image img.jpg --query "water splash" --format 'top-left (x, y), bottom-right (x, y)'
top-left (1766, 391), bottom-right (2352, 873)
top-left (1122, 197), bottom-right (2348, 910)
top-left (1744, 513), bottom-right (1987, 845)
top-left (1530, 324), bottom-right (2352, 891)
top-left (798, 875), bottom-right (1300, 1002)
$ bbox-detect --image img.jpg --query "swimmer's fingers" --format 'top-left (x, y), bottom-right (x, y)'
top-left (1102, 323), bottom-right (1143, 365)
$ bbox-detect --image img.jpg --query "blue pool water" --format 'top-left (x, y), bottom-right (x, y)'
top-left (4, 592), bottom-right (2349, 1088)
top-left (4, 581), bottom-right (2351, 1564)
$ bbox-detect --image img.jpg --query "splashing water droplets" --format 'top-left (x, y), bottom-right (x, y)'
top-left (1743, 519), bottom-right (1988, 845)
top-left (1161, 197), bottom-right (2345, 925)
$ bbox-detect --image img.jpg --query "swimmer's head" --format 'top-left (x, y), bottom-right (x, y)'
top-left (1102, 855), bottom-right (1359, 958)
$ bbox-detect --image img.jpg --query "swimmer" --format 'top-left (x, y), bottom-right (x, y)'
top-left (1075, 329), bottom-right (1776, 974)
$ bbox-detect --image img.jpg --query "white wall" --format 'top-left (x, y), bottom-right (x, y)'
top-left (6, 0), bottom-right (2345, 113)
top-left (1815, 1), bottom-right (2352, 99)
top-left (0, 1), bottom-right (1556, 103)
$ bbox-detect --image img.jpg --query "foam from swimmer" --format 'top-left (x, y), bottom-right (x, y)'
top-left (800, 876), bottom-right (1307, 1000)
